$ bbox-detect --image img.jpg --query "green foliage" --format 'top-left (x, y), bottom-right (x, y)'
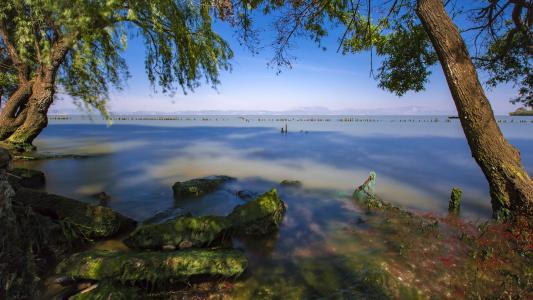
top-left (475, 29), bottom-right (532, 108)
top-left (374, 22), bottom-right (437, 96)
top-left (0, 0), bottom-right (234, 116)
top-left (0, 50), bottom-right (16, 105)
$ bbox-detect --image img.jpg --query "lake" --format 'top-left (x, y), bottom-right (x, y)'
top-left (17, 115), bottom-right (533, 298)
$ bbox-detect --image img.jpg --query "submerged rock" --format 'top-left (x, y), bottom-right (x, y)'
top-left (172, 175), bottom-right (235, 199)
top-left (12, 152), bottom-right (93, 161)
top-left (236, 190), bottom-right (259, 201)
top-left (129, 189), bottom-right (286, 250)
top-left (280, 180), bottom-right (302, 188)
top-left (228, 189), bottom-right (286, 235)
top-left (124, 215), bottom-right (232, 250)
top-left (14, 188), bottom-right (137, 239)
top-left (56, 249), bottom-right (248, 282)
top-left (7, 168), bottom-right (46, 189)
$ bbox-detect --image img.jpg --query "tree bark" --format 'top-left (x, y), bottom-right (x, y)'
top-left (0, 82), bottom-right (33, 140)
top-left (4, 35), bottom-right (74, 148)
top-left (5, 79), bottom-right (54, 148)
top-left (416, 0), bottom-right (533, 221)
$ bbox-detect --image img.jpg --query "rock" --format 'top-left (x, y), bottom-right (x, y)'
top-left (124, 215), bottom-right (232, 250)
top-left (448, 187), bottom-right (462, 215)
top-left (228, 189), bottom-right (286, 235)
top-left (280, 180), bottom-right (302, 187)
top-left (162, 244), bottom-right (176, 251)
top-left (236, 190), bottom-right (258, 201)
top-left (12, 152), bottom-right (93, 161)
top-left (70, 282), bottom-right (143, 300)
top-left (0, 147), bottom-right (11, 170)
top-left (14, 188), bottom-right (137, 239)
top-left (56, 249), bottom-right (248, 283)
top-left (172, 175), bottom-right (235, 199)
top-left (179, 240), bottom-right (194, 249)
top-left (7, 168), bottom-right (46, 189)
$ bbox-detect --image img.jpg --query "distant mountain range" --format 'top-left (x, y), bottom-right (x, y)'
top-left (48, 106), bottom-right (453, 116)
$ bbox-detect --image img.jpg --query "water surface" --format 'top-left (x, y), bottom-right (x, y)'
top-left (18, 115), bottom-right (533, 298)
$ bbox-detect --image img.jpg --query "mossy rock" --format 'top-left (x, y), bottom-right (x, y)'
top-left (70, 282), bottom-right (143, 300)
top-left (228, 189), bottom-right (286, 235)
top-left (7, 168), bottom-right (46, 189)
top-left (280, 180), bottom-right (302, 187)
top-left (14, 188), bottom-right (137, 239)
top-left (172, 175), bottom-right (235, 200)
top-left (124, 215), bottom-right (232, 250)
top-left (448, 187), bottom-right (462, 214)
top-left (56, 249), bottom-right (248, 283)
top-left (236, 190), bottom-right (259, 201)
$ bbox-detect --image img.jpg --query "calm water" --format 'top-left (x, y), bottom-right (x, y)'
top-left (18, 115), bottom-right (533, 298)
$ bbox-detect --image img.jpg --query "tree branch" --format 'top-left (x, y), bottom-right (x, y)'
top-left (0, 22), bottom-right (28, 83)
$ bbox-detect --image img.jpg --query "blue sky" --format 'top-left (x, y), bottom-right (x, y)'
top-left (52, 8), bottom-right (521, 115)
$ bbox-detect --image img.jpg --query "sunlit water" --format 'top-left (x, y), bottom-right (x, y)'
top-left (16, 115), bottom-right (533, 298)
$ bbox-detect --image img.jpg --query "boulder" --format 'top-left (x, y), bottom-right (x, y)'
top-left (236, 190), bottom-right (259, 201)
top-left (56, 249), bottom-right (248, 283)
top-left (228, 189), bottom-right (286, 235)
top-left (7, 168), bottom-right (46, 189)
top-left (0, 147), bottom-right (10, 170)
top-left (14, 188), bottom-right (137, 239)
top-left (124, 215), bottom-right (232, 250)
top-left (280, 180), bottom-right (302, 187)
top-left (172, 175), bottom-right (235, 199)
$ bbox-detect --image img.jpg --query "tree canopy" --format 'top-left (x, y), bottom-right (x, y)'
top-left (254, 0), bottom-right (531, 106)
top-left (0, 0), bottom-right (235, 116)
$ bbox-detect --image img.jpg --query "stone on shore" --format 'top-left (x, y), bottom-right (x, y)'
top-left (124, 215), bottom-right (232, 250)
top-left (7, 168), bottom-right (46, 189)
top-left (56, 249), bottom-right (248, 283)
top-left (236, 190), bottom-right (259, 201)
top-left (172, 175), bottom-right (235, 199)
top-left (228, 189), bottom-right (286, 235)
top-left (14, 188), bottom-right (137, 239)
top-left (280, 180), bottom-right (302, 187)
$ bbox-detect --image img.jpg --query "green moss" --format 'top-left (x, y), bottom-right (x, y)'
top-left (126, 189), bottom-right (286, 249)
top-left (56, 249), bottom-right (248, 283)
top-left (14, 188), bottom-right (137, 239)
top-left (448, 187), bottom-right (462, 214)
top-left (124, 215), bottom-right (232, 250)
top-left (228, 189), bottom-right (286, 235)
top-left (70, 282), bottom-right (143, 300)
top-left (172, 175), bottom-right (235, 199)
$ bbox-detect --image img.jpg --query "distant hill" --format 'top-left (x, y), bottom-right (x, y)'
top-left (510, 107), bottom-right (533, 116)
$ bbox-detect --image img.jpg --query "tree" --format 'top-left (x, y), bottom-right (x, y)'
top-left (261, 0), bottom-right (533, 221)
top-left (468, 0), bottom-right (532, 110)
top-left (0, 0), bottom-right (235, 150)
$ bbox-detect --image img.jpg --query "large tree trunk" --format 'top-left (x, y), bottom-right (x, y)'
top-left (416, 0), bottom-right (533, 222)
top-left (0, 82), bottom-right (32, 140)
top-left (5, 79), bottom-right (54, 148)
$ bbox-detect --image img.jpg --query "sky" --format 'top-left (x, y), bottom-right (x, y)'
top-left (51, 7), bottom-right (521, 115)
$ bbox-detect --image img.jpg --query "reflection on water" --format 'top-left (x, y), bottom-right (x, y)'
top-left (16, 116), bottom-right (533, 298)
